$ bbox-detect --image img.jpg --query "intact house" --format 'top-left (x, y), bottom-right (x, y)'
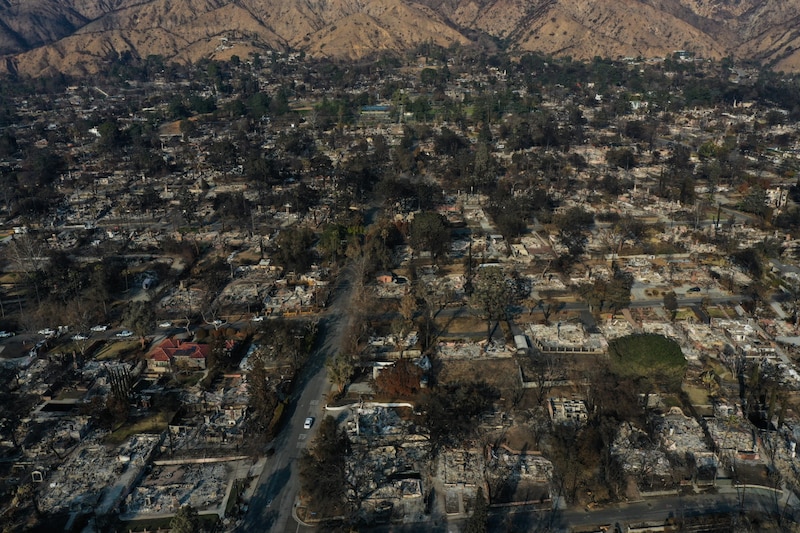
top-left (147, 338), bottom-right (211, 373)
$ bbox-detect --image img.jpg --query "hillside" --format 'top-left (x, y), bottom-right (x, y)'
top-left (1, 0), bottom-right (800, 76)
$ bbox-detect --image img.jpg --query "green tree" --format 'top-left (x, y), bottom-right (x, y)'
top-left (465, 487), bottom-right (489, 533)
top-left (122, 300), bottom-right (155, 348)
top-left (0, 131), bottom-right (17, 157)
top-left (318, 224), bottom-right (346, 264)
top-left (607, 268), bottom-right (634, 313)
top-left (273, 227), bottom-right (315, 273)
top-left (623, 119), bottom-right (656, 147)
top-left (44, 249), bottom-right (87, 304)
top-left (553, 207), bottom-right (594, 260)
top-left (169, 504), bottom-right (200, 533)
top-left (246, 92), bottom-right (271, 119)
top-left (731, 248), bottom-right (764, 280)
top-left (434, 126), bottom-right (468, 156)
top-left (469, 142), bottom-right (499, 191)
top-left (96, 120), bottom-right (128, 153)
top-left (663, 290), bottom-right (678, 321)
top-left (179, 118), bottom-right (198, 140)
top-left (697, 140), bottom-right (722, 160)
top-left (579, 269), bottom-right (633, 315)
top-left (469, 266), bottom-right (511, 339)
top-left (420, 67), bottom-right (439, 87)
top-left (167, 95), bottom-right (190, 119)
top-left (247, 353), bottom-right (279, 433)
top-left (214, 191), bottom-right (252, 228)
top-left (739, 185), bottom-right (769, 220)
top-left (327, 353), bottom-right (355, 393)
top-left (299, 416), bottom-right (349, 516)
top-left (409, 211), bottom-right (450, 265)
top-left (606, 147), bottom-right (637, 169)
top-left (83, 262), bottom-right (114, 318)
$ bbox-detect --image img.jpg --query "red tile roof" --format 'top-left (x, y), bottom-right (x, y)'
top-left (149, 337), bottom-right (210, 362)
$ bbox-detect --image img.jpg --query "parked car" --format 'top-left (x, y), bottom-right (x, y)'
top-left (303, 417), bottom-right (314, 430)
top-left (251, 315), bottom-right (264, 322)
top-left (688, 286), bottom-right (702, 292)
top-left (90, 324), bottom-right (108, 332)
top-left (158, 321), bottom-right (172, 328)
top-left (116, 330), bottom-right (134, 338)
top-left (38, 328), bottom-right (56, 337)
top-left (0, 331), bottom-right (14, 338)
top-left (71, 333), bottom-right (89, 341)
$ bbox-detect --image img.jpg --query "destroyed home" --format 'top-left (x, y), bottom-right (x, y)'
top-left (547, 397), bottom-right (588, 426)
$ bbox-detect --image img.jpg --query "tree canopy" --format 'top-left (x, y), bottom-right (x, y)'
top-left (272, 226), bottom-right (315, 273)
top-left (409, 211), bottom-right (450, 264)
top-left (553, 206), bottom-right (594, 260)
top-left (299, 416), bottom-right (350, 516)
top-left (469, 266), bottom-right (512, 337)
top-left (122, 300), bottom-right (155, 347)
top-left (663, 290), bottom-right (678, 320)
top-left (580, 268), bottom-right (634, 314)
top-left (419, 381), bottom-right (498, 451)
top-left (327, 352), bottom-right (355, 393)
top-left (465, 486), bottom-right (489, 533)
top-left (169, 504), bottom-right (201, 533)
top-left (247, 353), bottom-right (280, 434)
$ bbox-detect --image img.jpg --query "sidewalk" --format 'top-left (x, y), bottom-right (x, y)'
top-left (241, 456), bottom-right (269, 502)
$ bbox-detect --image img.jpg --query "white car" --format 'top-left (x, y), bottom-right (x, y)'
top-left (90, 325), bottom-right (108, 332)
top-left (158, 321), bottom-right (172, 328)
top-left (251, 315), bottom-right (264, 322)
top-left (38, 328), bottom-right (56, 337)
top-left (0, 331), bottom-right (14, 338)
top-left (303, 417), bottom-right (314, 430)
top-left (116, 330), bottom-right (134, 338)
top-left (71, 333), bottom-right (89, 341)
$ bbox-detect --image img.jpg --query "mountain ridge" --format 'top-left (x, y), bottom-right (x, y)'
top-left (1, 0), bottom-right (800, 76)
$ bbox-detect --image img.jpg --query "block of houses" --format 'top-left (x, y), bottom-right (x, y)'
top-left (147, 338), bottom-right (210, 373)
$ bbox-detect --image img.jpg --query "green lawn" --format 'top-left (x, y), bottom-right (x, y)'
top-left (682, 383), bottom-right (712, 407)
top-left (105, 411), bottom-right (173, 445)
top-left (123, 513), bottom-right (218, 532)
top-left (608, 333), bottom-right (687, 392)
top-left (94, 340), bottom-right (140, 361)
top-left (225, 478), bottom-right (247, 515)
top-left (706, 307), bottom-right (728, 319)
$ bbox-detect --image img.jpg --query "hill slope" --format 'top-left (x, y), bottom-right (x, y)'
top-left (1, 0), bottom-right (800, 76)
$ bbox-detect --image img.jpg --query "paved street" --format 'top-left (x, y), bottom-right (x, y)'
top-left (239, 266), bottom-right (355, 533)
